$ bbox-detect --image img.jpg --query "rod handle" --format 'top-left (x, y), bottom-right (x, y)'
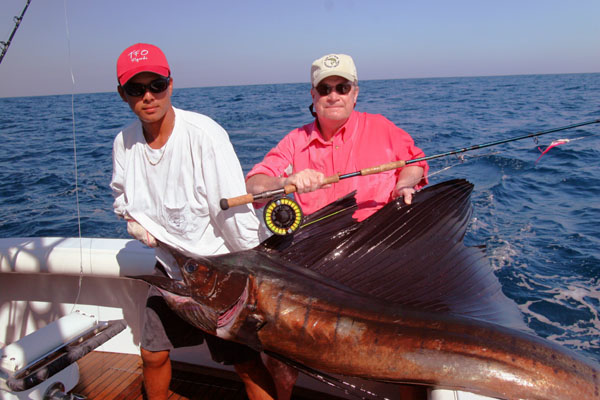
top-left (322, 174), bottom-right (340, 185)
top-left (360, 160), bottom-right (406, 175)
top-left (280, 184), bottom-right (299, 196)
top-left (220, 193), bottom-right (254, 210)
top-left (220, 174), bottom-right (341, 210)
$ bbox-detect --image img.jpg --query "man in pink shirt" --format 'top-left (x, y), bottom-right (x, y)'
top-left (246, 54), bottom-right (430, 398)
top-left (246, 53), bottom-right (429, 221)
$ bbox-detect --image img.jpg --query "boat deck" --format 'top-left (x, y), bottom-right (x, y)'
top-left (71, 351), bottom-right (346, 399)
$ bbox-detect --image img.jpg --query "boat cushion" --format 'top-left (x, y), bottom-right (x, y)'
top-left (0, 312), bottom-right (96, 375)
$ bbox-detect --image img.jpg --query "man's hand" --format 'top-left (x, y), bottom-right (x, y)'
top-left (392, 186), bottom-right (416, 205)
top-left (391, 165), bottom-right (424, 205)
top-left (126, 219), bottom-right (158, 247)
top-left (283, 169), bottom-right (329, 194)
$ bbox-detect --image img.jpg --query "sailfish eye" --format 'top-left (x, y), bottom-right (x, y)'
top-left (184, 261), bottom-right (198, 273)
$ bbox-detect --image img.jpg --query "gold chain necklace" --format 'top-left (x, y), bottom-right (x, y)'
top-left (144, 144), bottom-right (167, 166)
top-left (142, 122), bottom-right (172, 166)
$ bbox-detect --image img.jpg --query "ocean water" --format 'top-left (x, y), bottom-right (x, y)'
top-left (1, 73), bottom-right (599, 363)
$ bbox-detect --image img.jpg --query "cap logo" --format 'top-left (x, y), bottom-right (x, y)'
top-left (323, 55), bottom-right (340, 68)
top-left (127, 49), bottom-right (149, 63)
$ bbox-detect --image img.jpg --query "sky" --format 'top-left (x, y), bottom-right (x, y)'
top-left (0, 0), bottom-right (598, 98)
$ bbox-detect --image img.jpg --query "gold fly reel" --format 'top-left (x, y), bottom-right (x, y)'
top-left (263, 197), bottom-right (303, 235)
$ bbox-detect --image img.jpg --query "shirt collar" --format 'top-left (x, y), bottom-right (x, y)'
top-left (305, 110), bottom-right (359, 147)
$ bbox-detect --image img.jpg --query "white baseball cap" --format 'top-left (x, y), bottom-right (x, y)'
top-left (310, 54), bottom-right (357, 87)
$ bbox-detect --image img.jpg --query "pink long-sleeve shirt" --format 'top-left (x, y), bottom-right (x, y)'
top-left (247, 111), bottom-right (429, 221)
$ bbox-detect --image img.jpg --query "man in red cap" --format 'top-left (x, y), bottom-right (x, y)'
top-left (111, 43), bottom-right (280, 400)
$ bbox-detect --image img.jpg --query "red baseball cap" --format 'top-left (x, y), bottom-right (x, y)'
top-left (117, 43), bottom-right (170, 86)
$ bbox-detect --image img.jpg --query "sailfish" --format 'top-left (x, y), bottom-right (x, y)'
top-left (133, 179), bottom-right (600, 399)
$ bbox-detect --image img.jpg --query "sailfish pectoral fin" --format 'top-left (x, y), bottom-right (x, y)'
top-left (264, 350), bottom-right (384, 400)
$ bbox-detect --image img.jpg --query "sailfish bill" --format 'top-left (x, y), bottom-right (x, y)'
top-left (132, 179), bottom-right (600, 399)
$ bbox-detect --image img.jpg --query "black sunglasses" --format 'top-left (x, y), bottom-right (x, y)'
top-left (122, 76), bottom-right (170, 97)
top-left (315, 82), bottom-right (353, 96)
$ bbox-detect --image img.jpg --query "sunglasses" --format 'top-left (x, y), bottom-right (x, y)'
top-left (122, 77), bottom-right (170, 97)
top-left (315, 82), bottom-right (354, 96)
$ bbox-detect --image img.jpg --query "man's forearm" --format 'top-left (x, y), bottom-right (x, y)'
top-left (246, 174), bottom-right (285, 195)
top-left (395, 165), bottom-right (424, 189)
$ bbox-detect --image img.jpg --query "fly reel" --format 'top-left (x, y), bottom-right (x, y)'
top-left (263, 197), bottom-right (303, 235)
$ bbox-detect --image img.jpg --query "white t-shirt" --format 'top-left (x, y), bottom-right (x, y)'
top-left (111, 107), bottom-right (261, 276)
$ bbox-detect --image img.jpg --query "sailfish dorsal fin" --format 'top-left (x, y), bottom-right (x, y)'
top-left (258, 179), bottom-right (526, 331)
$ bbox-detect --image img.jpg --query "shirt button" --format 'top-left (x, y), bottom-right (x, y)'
top-left (335, 145), bottom-right (339, 149)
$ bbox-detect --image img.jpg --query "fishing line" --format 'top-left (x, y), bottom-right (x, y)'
top-left (63, 0), bottom-right (87, 317)
top-left (426, 151), bottom-right (501, 179)
top-left (407, 118), bottom-right (600, 166)
top-left (432, 133), bottom-right (594, 174)
top-left (299, 205), bottom-right (355, 230)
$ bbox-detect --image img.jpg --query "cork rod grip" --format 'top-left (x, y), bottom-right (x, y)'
top-left (323, 174), bottom-right (340, 185)
top-left (360, 160), bottom-right (406, 176)
top-left (219, 173), bottom-right (342, 210)
top-left (220, 193), bottom-right (255, 210)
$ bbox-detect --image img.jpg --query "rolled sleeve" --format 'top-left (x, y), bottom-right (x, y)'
top-left (246, 132), bottom-right (297, 180)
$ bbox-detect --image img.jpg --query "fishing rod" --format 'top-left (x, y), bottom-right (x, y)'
top-left (222, 118), bottom-right (600, 235)
top-left (221, 118), bottom-right (600, 211)
top-left (0, 0), bottom-right (31, 65)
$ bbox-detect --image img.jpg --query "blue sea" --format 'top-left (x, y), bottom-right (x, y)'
top-left (1, 73), bottom-right (599, 363)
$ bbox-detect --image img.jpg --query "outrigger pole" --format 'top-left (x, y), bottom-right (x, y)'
top-left (0, 0), bottom-right (31, 65)
top-left (220, 118), bottom-right (600, 210)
